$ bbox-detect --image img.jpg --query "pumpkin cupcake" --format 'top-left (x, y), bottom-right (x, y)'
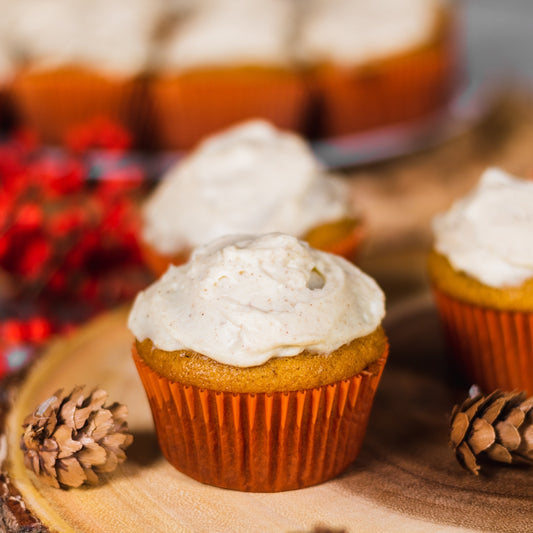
top-left (9, 0), bottom-right (159, 145)
top-left (428, 168), bottom-right (533, 394)
top-left (140, 119), bottom-right (363, 276)
top-left (149, 0), bottom-right (308, 149)
top-left (129, 232), bottom-right (388, 492)
top-left (296, 0), bottom-right (457, 138)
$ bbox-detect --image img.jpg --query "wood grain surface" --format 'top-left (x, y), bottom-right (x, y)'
top-left (3, 91), bottom-right (533, 532)
top-left (3, 295), bottom-right (532, 533)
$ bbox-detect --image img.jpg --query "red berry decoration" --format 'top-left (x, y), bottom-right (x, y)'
top-left (64, 116), bottom-right (132, 153)
top-left (0, 119), bottom-right (153, 371)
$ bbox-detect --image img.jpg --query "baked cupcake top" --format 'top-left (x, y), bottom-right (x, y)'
top-left (10, 0), bottom-right (160, 77)
top-left (432, 167), bottom-right (533, 288)
top-left (296, 0), bottom-right (442, 67)
top-left (142, 120), bottom-right (353, 255)
top-left (155, 0), bottom-right (296, 72)
top-left (128, 233), bottom-right (385, 367)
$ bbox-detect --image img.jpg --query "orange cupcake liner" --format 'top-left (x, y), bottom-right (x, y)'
top-left (432, 287), bottom-right (533, 395)
top-left (132, 345), bottom-right (388, 492)
top-left (11, 69), bottom-right (147, 145)
top-left (312, 22), bottom-right (457, 138)
top-left (149, 70), bottom-right (310, 150)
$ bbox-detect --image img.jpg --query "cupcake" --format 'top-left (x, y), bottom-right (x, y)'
top-left (428, 168), bottom-right (533, 394)
top-left (128, 232), bottom-right (388, 492)
top-left (9, 0), bottom-right (160, 145)
top-left (296, 0), bottom-right (457, 138)
top-left (149, 0), bottom-right (308, 149)
top-left (140, 120), bottom-right (363, 276)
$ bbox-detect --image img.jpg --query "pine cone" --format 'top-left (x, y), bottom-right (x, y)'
top-left (20, 386), bottom-right (133, 489)
top-left (450, 388), bottom-right (533, 475)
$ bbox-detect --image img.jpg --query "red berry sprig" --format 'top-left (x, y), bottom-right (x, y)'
top-left (64, 115), bottom-right (132, 154)
top-left (0, 120), bottom-right (152, 316)
top-left (0, 119), bottom-right (156, 378)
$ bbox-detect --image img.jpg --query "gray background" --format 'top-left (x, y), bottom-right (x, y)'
top-left (463, 0), bottom-right (533, 90)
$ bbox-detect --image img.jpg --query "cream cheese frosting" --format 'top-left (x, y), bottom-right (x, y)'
top-left (128, 233), bottom-right (385, 367)
top-left (296, 0), bottom-right (440, 67)
top-left (0, 44), bottom-right (14, 84)
top-left (432, 168), bottom-right (533, 288)
top-left (78, 0), bottom-right (162, 77)
top-left (0, 0), bottom-right (17, 82)
top-left (10, 0), bottom-right (161, 76)
top-left (156, 0), bottom-right (295, 71)
top-left (10, 0), bottom-right (79, 69)
top-left (142, 120), bottom-right (352, 254)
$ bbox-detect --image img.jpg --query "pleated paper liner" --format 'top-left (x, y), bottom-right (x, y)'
top-left (432, 287), bottom-right (533, 395)
top-left (311, 13), bottom-right (457, 138)
top-left (148, 68), bottom-right (310, 150)
top-left (132, 345), bottom-right (388, 492)
top-left (11, 68), bottom-right (147, 146)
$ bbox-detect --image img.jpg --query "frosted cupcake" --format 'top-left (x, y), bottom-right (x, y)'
top-left (296, 0), bottom-right (456, 137)
top-left (428, 168), bottom-right (533, 394)
top-left (10, 0), bottom-right (160, 144)
top-left (129, 232), bottom-right (388, 491)
top-left (141, 120), bottom-right (363, 276)
top-left (150, 0), bottom-right (308, 149)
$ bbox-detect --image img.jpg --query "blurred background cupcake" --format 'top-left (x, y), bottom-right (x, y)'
top-left (296, 0), bottom-right (458, 138)
top-left (140, 120), bottom-right (363, 276)
top-left (129, 232), bottom-right (388, 492)
top-left (9, 0), bottom-right (162, 145)
top-left (428, 168), bottom-right (533, 394)
top-left (0, 0), bottom-right (462, 148)
top-left (149, 0), bottom-right (309, 150)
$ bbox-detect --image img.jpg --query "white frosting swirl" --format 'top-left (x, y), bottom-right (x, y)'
top-left (10, 0), bottom-right (79, 68)
top-left (0, 44), bottom-right (14, 84)
top-left (296, 0), bottom-right (440, 67)
top-left (10, 0), bottom-right (161, 76)
top-left (128, 233), bottom-right (385, 367)
top-left (0, 0), bottom-right (17, 82)
top-left (432, 168), bottom-right (533, 288)
top-left (78, 0), bottom-right (161, 77)
top-left (156, 0), bottom-right (295, 71)
top-left (142, 120), bottom-right (352, 254)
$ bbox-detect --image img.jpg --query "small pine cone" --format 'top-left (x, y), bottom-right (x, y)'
top-left (20, 386), bottom-right (133, 489)
top-left (449, 387), bottom-right (533, 475)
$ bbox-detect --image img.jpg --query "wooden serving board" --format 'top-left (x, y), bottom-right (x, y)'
top-left (2, 294), bottom-right (533, 533)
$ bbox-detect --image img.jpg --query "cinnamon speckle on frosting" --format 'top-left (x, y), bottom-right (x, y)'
top-left (128, 233), bottom-right (385, 367)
